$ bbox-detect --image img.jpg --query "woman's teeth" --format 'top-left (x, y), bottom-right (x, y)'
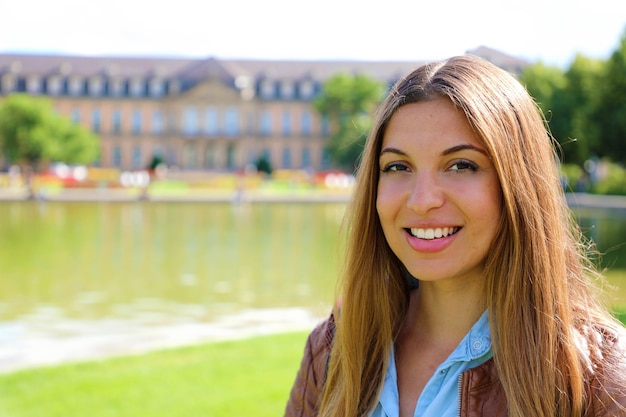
top-left (409, 227), bottom-right (460, 240)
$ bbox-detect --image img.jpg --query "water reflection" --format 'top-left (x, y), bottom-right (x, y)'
top-left (0, 201), bottom-right (625, 371)
top-left (573, 207), bottom-right (626, 270)
top-left (0, 202), bottom-right (344, 322)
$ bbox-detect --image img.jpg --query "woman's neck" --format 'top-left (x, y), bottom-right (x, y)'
top-left (402, 278), bottom-right (486, 345)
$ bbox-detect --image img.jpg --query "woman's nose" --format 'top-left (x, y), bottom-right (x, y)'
top-left (406, 172), bottom-right (445, 213)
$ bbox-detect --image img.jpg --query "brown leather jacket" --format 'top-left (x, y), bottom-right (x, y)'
top-left (284, 314), bottom-right (626, 417)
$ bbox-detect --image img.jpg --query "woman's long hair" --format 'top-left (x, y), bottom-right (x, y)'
top-left (318, 55), bottom-right (624, 417)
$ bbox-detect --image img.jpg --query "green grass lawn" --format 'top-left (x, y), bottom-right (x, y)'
top-left (0, 332), bottom-right (309, 417)
top-left (1, 312), bottom-right (625, 417)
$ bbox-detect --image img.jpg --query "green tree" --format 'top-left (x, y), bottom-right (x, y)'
top-left (255, 154), bottom-right (272, 175)
top-left (594, 29), bottom-right (626, 162)
top-left (0, 94), bottom-right (100, 195)
top-left (560, 54), bottom-right (603, 165)
top-left (313, 73), bottom-right (385, 171)
top-left (520, 56), bottom-right (606, 166)
top-left (519, 62), bottom-right (571, 153)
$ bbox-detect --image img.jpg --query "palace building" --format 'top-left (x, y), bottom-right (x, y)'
top-left (0, 47), bottom-right (528, 172)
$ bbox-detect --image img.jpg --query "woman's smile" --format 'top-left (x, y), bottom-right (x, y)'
top-left (406, 226), bottom-right (461, 240)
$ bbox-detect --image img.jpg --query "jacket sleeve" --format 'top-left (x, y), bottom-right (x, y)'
top-left (588, 327), bottom-right (626, 416)
top-left (284, 313), bottom-right (335, 417)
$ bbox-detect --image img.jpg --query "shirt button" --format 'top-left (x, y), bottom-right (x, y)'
top-left (472, 340), bottom-right (483, 350)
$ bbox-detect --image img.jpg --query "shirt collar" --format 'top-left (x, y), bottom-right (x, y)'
top-left (448, 309), bottom-right (491, 362)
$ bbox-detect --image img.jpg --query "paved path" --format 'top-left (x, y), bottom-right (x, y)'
top-left (566, 193), bottom-right (626, 210)
top-left (0, 307), bottom-right (326, 374)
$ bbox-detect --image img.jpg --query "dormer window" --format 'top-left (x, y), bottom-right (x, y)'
top-left (260, 79), bottom-right (275, 99)
top-left (280, 80), bottom-right (295, 100)
top-left (130, 77), bottom-right (144, 97)
top-left (47, 76), bottom-right (62, 96)
top-left (110, 78), bottom-right (124, 97)
top-left (89, 77), bottom-right (104, 96)
top-left (26, 75), bottom-right (41, 94)
top-left (149, 78), bottom-right (164, 97)
top-left (68, 76), bottom-right (83, 96)
top-left (299, 80), bottom-right (315, 100)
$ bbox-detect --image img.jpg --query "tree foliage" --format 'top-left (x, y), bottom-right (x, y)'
top-left (0, 94), bottom-right (100, 169)
top-left (594, 29), bottom-right (626, 162)
top-left (520, 28), bottom-right (626, 167)
top-left (313, 73), bottom-right (385, 171)
top-left (561, 54), bottom-right (603, 164)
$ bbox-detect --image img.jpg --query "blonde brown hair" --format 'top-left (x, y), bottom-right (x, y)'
top-left (319, 55), bottom-right (625, 417)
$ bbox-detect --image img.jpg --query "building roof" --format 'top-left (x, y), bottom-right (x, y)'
top-left (0, 47), bottom-right (529, 83)
top-left (0, 54), bottom-right (195, 78)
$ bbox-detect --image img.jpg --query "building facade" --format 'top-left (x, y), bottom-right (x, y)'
top-left (0, 47), bottom-right (528, 172)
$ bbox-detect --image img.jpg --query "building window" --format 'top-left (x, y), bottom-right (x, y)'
top-left (112, 110), bottom-right (122, 134)
top-left (301, 111), bottom-right (312, 136)
top-left (113, 146), bottom-right (122, 168)
top-left (282, 147), bottom-right (291, 169)
top-left (47, 76), bottom-right (62, 96)
top-left (260, 111), bottom-right (272, 136)
top-left (132, 146), bottom-right (142, 169)
top-left (132, 110), bottom-right (142, 135)
top-left (152, 110), bottom-right (164, 135)
top-left (91, 109), bottom-right (101, 133)
top-left (260, 79), bottom-right (275, 99)
top-left (302, 148), bottom-right (311, 168)
top-left (226, 144), bottom-right (235, 170)
top-left (89, 77), bottom-right (104, 96)
top-left (281, 80), bottom-right (295, 100)
top-left (299, 80), bottom-right (315, 100)
top-left (183, 107), bottom-right (198, 136)
top-left (68, 76), bottom-right (83, 96)
top-left (110, 78), bottom-right (124, 97)
top-left (130, 78), bottom-right (144, 97)
top-left (281, 110), bottom-right (291, 137)
top-left (224, 107), bottom-right (240, 136)
top-left (149, 79), bottom-right (164, 97)
top-left (26, 76), bottom-right (41, 94)
top-left (204, 107), bottom-right (219, 136)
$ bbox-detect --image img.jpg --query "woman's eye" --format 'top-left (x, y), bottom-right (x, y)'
top-left (449, 160), bottom-right (478, 172)
top-left (381, 162), bottom-right (409, 173)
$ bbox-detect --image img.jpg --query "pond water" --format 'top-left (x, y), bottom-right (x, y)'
top-left (0, 201), bottom-right (624, 372)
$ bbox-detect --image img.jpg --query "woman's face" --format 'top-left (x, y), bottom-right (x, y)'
top-left (376, 98), bottom-right (502, 286)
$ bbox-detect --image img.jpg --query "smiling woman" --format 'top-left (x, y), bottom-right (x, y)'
top-left (377, 99), bottom-right (502, 286)
top-left (285, 55), bottom-right (626, 417)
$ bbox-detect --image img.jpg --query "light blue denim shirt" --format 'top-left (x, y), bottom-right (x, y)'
top-left (370, 311), bottom-right (492, 417)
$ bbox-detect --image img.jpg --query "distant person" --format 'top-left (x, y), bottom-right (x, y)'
top-left (285, 55), bottom-right (626, 417)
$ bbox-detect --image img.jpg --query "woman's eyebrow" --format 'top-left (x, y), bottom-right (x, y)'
top-left (380, 144), bottom-right (487, 157)
top-left (379, 147), bottom-right (408, 157)
top-left (441, 144), bottom-right (488, 156)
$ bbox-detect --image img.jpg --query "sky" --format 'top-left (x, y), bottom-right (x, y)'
top-left (1, 0), bottom-right (625, 68)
